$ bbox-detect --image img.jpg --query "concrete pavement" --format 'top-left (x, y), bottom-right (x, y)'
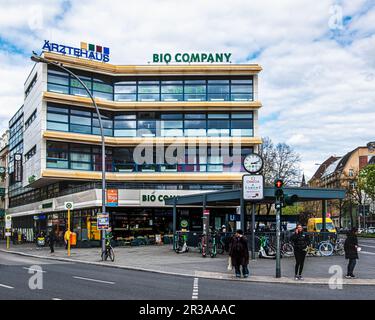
top-left (1, 237), bottom-right (375, 285)
top-left (1, 251), bottom-right (375, 300)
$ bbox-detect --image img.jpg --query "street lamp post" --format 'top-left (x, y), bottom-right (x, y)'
top-left (31, 52), bottom-right (107, 253)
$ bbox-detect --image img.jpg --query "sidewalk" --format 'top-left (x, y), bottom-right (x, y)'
top-left (1, 243), bottom-right (375, 285)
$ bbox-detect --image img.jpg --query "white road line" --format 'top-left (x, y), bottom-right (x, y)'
top-left (0, 284), bottom-right (14, 289)
top-left (192, 278), bottom-right (199, 300)
top-left (23, 267), bottom-right (47, 273)
top-left (360, 244), bottom-right (375, 249)
top-left (361, 251), bottom-right (375, 255)
top-left (52, 298), bottom-right (62, 300)
top-left (73, 276), bottom-right (115, 285)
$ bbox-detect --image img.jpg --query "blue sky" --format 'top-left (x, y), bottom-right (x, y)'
top-left (0, 0), bottom-right (374, 178)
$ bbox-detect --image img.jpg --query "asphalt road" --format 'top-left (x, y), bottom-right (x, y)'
top-left (1, 250), bottom-right (375, 300)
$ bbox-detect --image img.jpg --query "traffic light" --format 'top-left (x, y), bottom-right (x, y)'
top-left (283, 194), bottom-right (299, 207)
top-left (274, 178), bottom-right (284, 198)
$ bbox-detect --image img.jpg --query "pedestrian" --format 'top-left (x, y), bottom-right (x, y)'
top-left (12, 229), bottom-right (18, 245)
top-left (229, 229), bottom-right (249, 278)
top-left (290, 224), bottom-right (310, 280)
top-left (344, 227), bottom-right (360, 279)
top-left (64, 229), bottom-right (71, 250)
top-left (49, 227), bottom-right (56, 253)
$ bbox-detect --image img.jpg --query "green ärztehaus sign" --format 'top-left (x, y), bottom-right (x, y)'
top-left (153, 53), bottom-right (232, 64)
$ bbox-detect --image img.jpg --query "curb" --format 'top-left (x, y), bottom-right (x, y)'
top-left (1, 249), bottom-right (374, 286)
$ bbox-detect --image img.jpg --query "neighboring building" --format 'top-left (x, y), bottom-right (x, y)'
top-left (0, 130), bottom-right (9, 238)
top-left (309, 143), bottom-right (375, 227)
top-left (6, 51), bottom-right (262, 243)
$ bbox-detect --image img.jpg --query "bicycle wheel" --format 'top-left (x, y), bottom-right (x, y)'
top-left (282, 243), bottom-right (294, 256)
top-left (210, 243), bottom-right (217, 258)
top-left (108, 247), bottom-right (115, 262)
top-left (319, 242), bottom-right (334, 256)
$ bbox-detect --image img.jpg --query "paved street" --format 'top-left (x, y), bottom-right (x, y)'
top-left (0, 237), bottom-right (375, 300)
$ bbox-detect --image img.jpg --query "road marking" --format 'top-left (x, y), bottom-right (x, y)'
top-left (361, 251), bottom-right (375, 255)
top-left (192, 277), bottom-right (199, 300)
top-left (360, 244), bottom-right (375, 249)
top-left (23, 267), bottom-right (47, 273)
top-left (73, 276), bottom-right (115, 285)
top-left (52, 298), bottom-right (62, 300)
top-left (0, 284), bottom-right (14, 289)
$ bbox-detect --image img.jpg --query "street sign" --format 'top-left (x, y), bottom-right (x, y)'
top-left (5, 215), bottom-right (12, 229)
top-left (106, 189), bottom-right (118, 207)
top-left (64, 202), bottom-right (74, 210)
top-left (5, 232), bottom-right (11, 237)
top-left (243, 175), bottom-right (264, 200)
top-left (97, 214), bottom-right (110, 230)
top-left (203, 209), bottom-right (210, 215)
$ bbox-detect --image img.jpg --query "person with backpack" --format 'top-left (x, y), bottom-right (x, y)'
top-left (229, 230), bottom-right (249, 278)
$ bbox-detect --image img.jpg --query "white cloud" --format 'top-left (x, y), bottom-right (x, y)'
top-left (0, 0), bottom-right (374, 179)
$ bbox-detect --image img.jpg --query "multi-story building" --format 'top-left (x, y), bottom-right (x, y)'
top-left (309, 143), bottom-right (375, 227)
top-left (7, 51), bottom-right (262, 243)
top-left (0, 130), bottom-right (9, 238)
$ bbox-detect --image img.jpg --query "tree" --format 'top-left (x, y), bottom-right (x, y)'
top-left (359, 164), bottom-right (375, 202)
top-left (258, 137), bottom-right (302, 216)
top-left (259, 137), bottom-right (302, 186)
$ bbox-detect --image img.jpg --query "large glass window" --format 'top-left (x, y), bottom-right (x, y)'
top-left (161, 81), bottom-right (183, 101)
top-left (114, 81), bottom-right (137, 101)
top-left (231, 79), bottom-right (253, 101)
top-left (231, 113), bottom-right (253, 137)
top-left (207, 80), bottom-right (229, 101)
top-left (184, 80), bottom-right (206, 101)
top-left (70, 109), bottom-right (92, 134)
top-left (138, 81), bottom-right (160, 101)
top-left (114, 113), bottom-right (137, 137)
top-left (46, 142), bottom-right (69, 169)
top-left (70, 76), bottom-right (92, 97)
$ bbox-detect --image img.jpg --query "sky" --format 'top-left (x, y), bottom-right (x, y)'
top-left (0, 0), bottom-right (374, 179)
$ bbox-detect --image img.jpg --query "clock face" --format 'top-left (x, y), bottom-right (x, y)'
top-left (243, 153), bottom-right (263, 174)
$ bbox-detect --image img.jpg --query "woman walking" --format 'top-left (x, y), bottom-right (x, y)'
top-left (229, 230), bottom-right (249, 278)
top-left (344, 227), bottom-right (359, 279)
top-left (290, 224), bottom-right (310, 280)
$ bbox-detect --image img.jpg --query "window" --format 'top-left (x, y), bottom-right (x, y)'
top-left (25, 109), bottom-right (37, 130)
top-left (47, 70), bottom-right (69, 94)
top-left (207, 114), bottom-right (230, 136)
top-left (184, 80), bottom-right (206, 101)
top-left (231, 113), bottom-right (253, 136)
top-left (231, 78), bottom-right (253, 101)
top-left (93, 78), bottom-right (113, 100)
top-left (114, 113), bottom-right (137, 137)
top-left (46, 142), bottom-right (69, 169)
top-left (70, 76), bottom-right (92, 97)
top-left (70, 109), bottom-right (92, 134)
top-left (138, 81), bottom-right (160, 101)
top-left (25, 146), bottom-right (36, 161)
top-left (207, 80), bottom-right (229, 101)
top-left (161, 81), bottom-right (183, 101)
top-left (114, 81), bottom-right (137, 101)
top-left (348, 169), bottom-right (354, 177)
top-left (47, 105), bottom-right (69, 132)
top-left (25, 74), bottom-right (37, 98)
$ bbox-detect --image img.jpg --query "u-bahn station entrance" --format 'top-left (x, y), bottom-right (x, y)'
top-left (166, 186), bottom-right (346, 250)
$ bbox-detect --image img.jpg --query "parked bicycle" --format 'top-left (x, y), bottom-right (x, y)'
top-left (175, 232), bottom-right (189, 254)
top-left (101, 235), bottom-right (115, 262)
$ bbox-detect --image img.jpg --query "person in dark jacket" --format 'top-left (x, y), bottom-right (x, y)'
top-left (229, 230), bottom-right (249, 278)
top-left (344, 227), bottom-right (359, 279)
top-left (49, 227), bottom-right (56, 253)
top-left (290, 224), bottom-right (310, 280)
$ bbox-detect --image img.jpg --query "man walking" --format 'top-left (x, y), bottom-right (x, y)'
top-left (290, 224), bottom-right (310, 280)
top-left (229, 230), bottom-right (249, 278)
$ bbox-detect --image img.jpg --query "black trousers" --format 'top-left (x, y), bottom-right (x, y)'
top-left (294, 249), bottom-right (306, 276)
top-left (347, 259), bottom-right (357, 276)
top-left (50, 243), bottom-right (54, 253)
top-left (235, 265), bottom-right (249, 276)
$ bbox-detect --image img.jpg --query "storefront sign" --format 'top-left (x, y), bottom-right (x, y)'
top-left (106, 189), bottom-right (118, 207)
top-left (42, 40), bottom-right (110, 63)
top-left (14, 153), bottom-right (22, 183)
top-left (140, 191), bottom-right (176, 206)
top-left (243, 175), bottom-right (264, 200)
top-left (97, 214), bottom-right (110, 230)
top-left (152, 52), bottom-right (232, 64)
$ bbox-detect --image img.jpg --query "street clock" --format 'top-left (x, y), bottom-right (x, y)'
top-left (243, 153), bottom-right (264, 174)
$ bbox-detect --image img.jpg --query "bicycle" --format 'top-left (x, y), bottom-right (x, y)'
top-left (305, 241), bottom-right (334, 257)
top-left (208, 231), bottom-right (218, 258)
top-left (101, 237), bottom-right (115, 262)
top-left (333, 238), bottom-right (345, 256)
top-left (175, 232), bottom-right (189, 254)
